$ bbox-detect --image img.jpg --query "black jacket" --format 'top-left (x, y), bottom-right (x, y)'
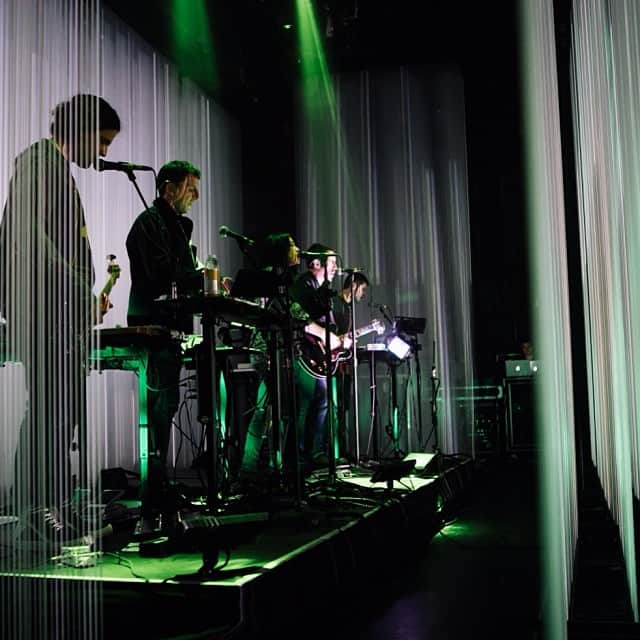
top-left (0, 139), bottom-right (95, 351)
top-left (290, 270), bottom-right (336, 328)
top-left (126, 197), bottom-right (201, 331)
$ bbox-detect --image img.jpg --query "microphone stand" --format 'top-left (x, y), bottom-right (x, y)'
top-left (232, 237), bottom-right (258, 268)
top-left (273, 270), bottom-right (303, 507)
top-left (322, 264), bottom-right (338, 487)
top-left (410, 335), bottom-right (424, 451)
top-left (123, 168), bottom-right (153, 213)
top-left (118, 167), bottom-right (156, 520)
top-left (348, 285), bottom-right (360, 465)
top-left (429, 339), bottom-right (442, 471)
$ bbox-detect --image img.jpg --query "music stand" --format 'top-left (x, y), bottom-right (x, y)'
top-left (393, 316), bottom-right (426, 451)
top-left (229, 268), bottom-right (279, 300)
top-left (394, 316), bottom-right (426, 336)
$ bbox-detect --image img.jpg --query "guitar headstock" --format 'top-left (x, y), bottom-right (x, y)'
top-left (372, 318), bottom-right (385, 335)
top-left (107, 254), bottom-right (121, 280)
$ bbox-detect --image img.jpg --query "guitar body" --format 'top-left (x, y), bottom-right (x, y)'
top-left (297, 336), bottom-right (343, 379)
top-left (297, 319), bottom-right (384, 379)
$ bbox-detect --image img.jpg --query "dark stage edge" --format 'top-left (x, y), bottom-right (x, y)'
top-left (0, 457), bottom-right (473, 640)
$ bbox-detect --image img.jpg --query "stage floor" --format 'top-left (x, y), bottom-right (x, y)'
top-left (0, 457), bottom-right (473, 639)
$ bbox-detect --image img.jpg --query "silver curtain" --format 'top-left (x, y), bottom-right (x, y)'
top-left (296, 65), bottom-right (475, 458)
top-left (571, 0), bottom-right (640, 621)
top-left (0, 2), bottom-right (241, 636)
top-left (520, 0), bottom-right (579, 638)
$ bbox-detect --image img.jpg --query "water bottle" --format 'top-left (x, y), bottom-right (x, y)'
top-left (204, 254), bottom-right (219, 296)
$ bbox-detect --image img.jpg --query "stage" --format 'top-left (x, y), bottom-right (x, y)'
top-left (0, 456), bottom-right (473, 639)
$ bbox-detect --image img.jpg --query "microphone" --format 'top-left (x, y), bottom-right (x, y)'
top-left (379, 304), bottom-right (394, 324)
top-left (219, 225), bottom-right (255, 247)
top-left (298, 250), bottom-right (338, 258)
top-left (97, 159), bottom-right (155, 172)
top-left (337, 267), bottom-right (365, 275)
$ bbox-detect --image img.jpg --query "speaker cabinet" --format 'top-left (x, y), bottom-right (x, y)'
top-left (505, 379), bottom-right (536, 451)
top-left (441, 386), bottom-right (503, 454)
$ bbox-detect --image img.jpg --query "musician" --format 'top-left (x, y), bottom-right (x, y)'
top-left (126, 160), bottom-right (202, 517)
top-left (238, 232), bottom-right (302, 489)
top-left (332, 271), bottom-right (370, 458)
top-left (0, 95), bottom-right (120, 543)
top-left (290, 243), bottom-right (346, 469)
top-left (333, 272), bottom-right (370, 336)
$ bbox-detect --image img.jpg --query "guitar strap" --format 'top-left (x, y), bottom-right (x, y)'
top-left (312, 278), bottom-right (336, 332)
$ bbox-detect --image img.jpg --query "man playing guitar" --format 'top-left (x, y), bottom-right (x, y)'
top-left (291, 243), bottom-right (378, 468)
top-left (332, 271), bottom-right (372, 458)
top-left (290, 243), bottom-right (344, 470)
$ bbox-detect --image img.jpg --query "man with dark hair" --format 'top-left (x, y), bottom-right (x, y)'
top-left (333, 271), bottom-right (370, 336)
top-left (126, 159), bottom-right (203, 519)
top-left (290, 243), bottom-right (346, 469)
top-left (332, 271), bottom-right (370, 458)
top-left (237, 232), bottom-right (302, 489)
top-left (49, 94), bottom-right (121, 164)
top-left (127, 159), bottom-right (202, 327)
top-left (0, 94), bottom-right (120, 551)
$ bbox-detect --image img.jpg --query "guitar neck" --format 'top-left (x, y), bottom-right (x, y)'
top-left (101, 273), bottom-right (119, 298)
top-left (342, 323), bottom-right (379, 341)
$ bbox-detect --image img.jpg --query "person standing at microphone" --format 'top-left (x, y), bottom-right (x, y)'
top-left (332, 271), bottom-right (370, 459)
top-left (0, 94), bottom-right (120, 550)
top-left (237, 232), bottom-right (302, 491)
top-left (290, 243), bottom-right (346, 470)
top-left (333, 271), bottom-right (370, 336)
top-left (126, 160), bottom-right (203, 519)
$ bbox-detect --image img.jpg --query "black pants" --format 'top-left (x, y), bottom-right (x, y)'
top-left (13, 335), bottom-right (86, 511)
top-left (294, 360), bottom-right (339, 464)
top-left (336, 368), bottom-right (352, 457)
top-left (145, 344), bottom-right (182, 510)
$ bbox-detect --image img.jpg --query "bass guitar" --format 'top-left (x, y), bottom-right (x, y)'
top-left (96, 253), bottom-right (121, 321)
top-left (298, 318), bottom-right (385, 379)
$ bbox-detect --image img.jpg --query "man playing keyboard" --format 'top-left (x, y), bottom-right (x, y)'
top-left (126, 160), bottom-right (203, 520)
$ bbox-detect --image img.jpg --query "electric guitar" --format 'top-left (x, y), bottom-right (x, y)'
top-left (298, 318), bottom-right (385, 379)
top-left (97, 254), bottom-right (120, 319)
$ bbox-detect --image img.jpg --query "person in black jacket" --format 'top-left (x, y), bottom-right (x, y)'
top-left (290, 243), bottom-right (347, 469)
top-left (0, 94), bottom-right (120, 550)
top-left (126, 160), bottom-right (202, 516)
top-left (332, 271), bottom-right (370, 336)
top-left (237, 232), bottom-right (303, 488)
top-left (332, 271), bottom-right (370, 458)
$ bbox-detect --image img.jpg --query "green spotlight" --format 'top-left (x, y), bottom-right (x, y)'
top-left (169, 0), bottom-right (218, 93)
top-left (295, 0), bottom-right (337, 122)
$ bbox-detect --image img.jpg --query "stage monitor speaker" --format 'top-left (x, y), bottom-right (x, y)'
top-left (403, 452), bottom-right (439, 476)
top-left (173, 511), bottom-right (270, 577)
top-left (370, 459), bottom-right (416, 489)
top-left (505, 379), bottom-right (537, 451)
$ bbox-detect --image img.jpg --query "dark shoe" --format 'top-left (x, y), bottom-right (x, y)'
top-left (13, 506), bottom-right (80, 555)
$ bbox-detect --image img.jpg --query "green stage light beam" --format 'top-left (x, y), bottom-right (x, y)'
top-left (169, 0), bottom-right (218, 94)
top-left (295, 0), bottom-right (338, 125)
top-left (294, 0), bottom-right (367, 258)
